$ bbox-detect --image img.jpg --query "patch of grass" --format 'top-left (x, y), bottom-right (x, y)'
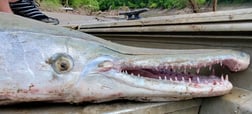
top-left (69, 0), bottom-right (99, 11)
top-left (218, 0), bottom-right (252, 4)
top-left (163, 0), bottom-right (188, 9)
top-left (38, 0), bottom-right (252, 12)
top-left (39, 0), bottom-right (62, 11)
top-left (97, 0), bottom-right (207, 10)
top-left (197, 0), bottom-right (206, 5)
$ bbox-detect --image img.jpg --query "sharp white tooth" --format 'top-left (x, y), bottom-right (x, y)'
top-left (125, 71), bottom-right (128, 74)
top-left (170, 78), bottom-right (173, 81)
top-left (184, 70), bottom-right (186, 74)
top-left (159, 76), bottom-right (162, 80)
top-left (184, 67), bottom-right (187, 74)
top-left (182, 77), bottom-right (185, 82)
top-left (137, 74), bottom-right (140, 77)
top-left (196, 68), bottom-right (200, 74)
top-left (189, 66), bottom-right (192, 70)
top-left (221, 74), bottom-right (224, 81)
top-left (211, 69), bottom-right (215, 75)
top-left (220, 61), bottom-right (223, 66)
top-left (209, 65), bottom-right (212, 71)
top-left (131, 73), bottom-right (134, 76)
top-left (189, 78), bottom-right (192, 83)
top-left (225, 74), bottom-right (229, 81)
top-left (197, 77), bottom-right (200, 83)
top-left (164, 76), bottom-right (167, 80)
top-left (204, 64), bottom-right (207, 67)
top-left (175, 77), bottom-right (178, 81)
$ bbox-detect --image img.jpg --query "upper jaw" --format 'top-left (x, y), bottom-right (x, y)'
top-left (117, 49), bottom-right (250, 72)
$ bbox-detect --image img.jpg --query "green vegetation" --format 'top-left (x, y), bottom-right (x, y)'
top-left (39, 0), bottom-right (252, 11)
top-left (218, 0), bottom-right (251, 3)
top-left (68, 0), bottom-right (99, 10)
top-left (41, 0), bottom-right (61, 6)
top-left (97, 0), bottom-right (190, 11)
top-left (97, 0), bottom-right (252, 11)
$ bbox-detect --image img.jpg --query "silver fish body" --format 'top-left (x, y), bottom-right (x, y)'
top-left (0, 13), bottom-right (250, 105)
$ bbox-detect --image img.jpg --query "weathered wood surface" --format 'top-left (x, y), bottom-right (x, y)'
top-left (94, 34), bottom-right (252, 42)
top-left (80, 22), bottom-right (252, 32)
top-left (0, 100), bottom-right (201, 114)
top-left (73, 8), bottom-right (252, 30)
top-left (200, 87), bottom-right (252, 114)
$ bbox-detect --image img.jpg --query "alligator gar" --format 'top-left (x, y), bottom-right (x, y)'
top-left (0, 13), bottom-right (250, 105)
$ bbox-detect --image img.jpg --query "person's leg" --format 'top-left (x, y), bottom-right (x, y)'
top-left (0, 0), bottom-right (14, 13)
top-left (10, 0), bottom-right (59, 25)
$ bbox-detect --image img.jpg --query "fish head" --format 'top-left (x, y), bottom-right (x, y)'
top-left (68, 43), bottom-right (250, 102)
top-left (45, 36), bottom-right (249, 103)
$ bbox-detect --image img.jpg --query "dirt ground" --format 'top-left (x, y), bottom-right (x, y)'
top-left (44, 11), bottom-right (123, 26)
top-left (44, 12), bottom-right (98, 26)
top-left (43, 3), bottom-right (252, 26)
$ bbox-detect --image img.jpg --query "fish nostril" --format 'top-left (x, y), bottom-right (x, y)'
top-left (98, 60), bottom-right (113, 69)
top-left (98, 61), bottom-right (113, 68)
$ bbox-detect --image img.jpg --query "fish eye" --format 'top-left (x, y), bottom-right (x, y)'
top-left (47, 53), bottom-right (74, 74)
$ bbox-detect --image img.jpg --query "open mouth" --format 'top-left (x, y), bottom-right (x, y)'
top-left (119, 61), bottom-right (231, 85)
top-left (100, 50), bottom-right (249, 88)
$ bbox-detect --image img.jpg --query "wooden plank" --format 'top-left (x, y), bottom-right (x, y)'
top-left (0, 99), bottom-right (201, 114)
top-left (95, 34), bottom-right (252, 40)
top-left (200, 88), bottom-right (252, 114)
top-left (80, 22), bottom-right (252, 33)
top-left (96, 34), bottom-right (252, 48)
top-left (76, 8), bottom-right (252, 29)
